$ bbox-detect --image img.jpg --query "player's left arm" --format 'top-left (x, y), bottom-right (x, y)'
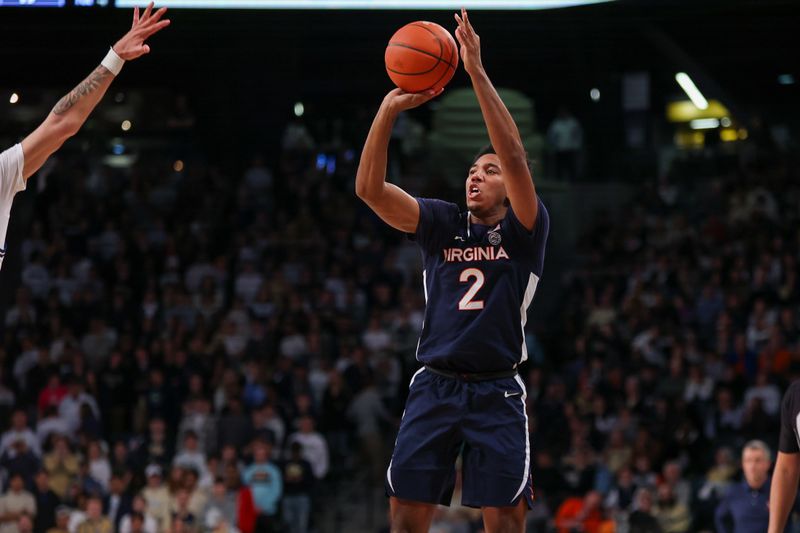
top-left (769, 451), bottom-right (800, 533)
top-left (455, 9), bottom-right (538, 231)
top-left (21, 3), bottom-right (170, 180)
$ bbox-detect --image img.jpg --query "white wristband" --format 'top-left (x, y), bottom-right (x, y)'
top-left (101, 47), bottom-right (125, 76)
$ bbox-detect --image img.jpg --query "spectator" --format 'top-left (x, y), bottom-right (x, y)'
top-left (120, 512), bottom-right (148, 533)
top-left (285, 417), bottom-right (328, 481)
top-left (554, 490), bottom-right (604, 533)
top-left (201, 479), bottom-right (236, 533)
top-left (660, 461), bottom-right (691, 508)
top-left (715, 440), bottom-right (795, 533)
top-left (30, 471), bottom-right (58, 533)
top-left (546, 106), bottom-right (583, 180)
top-left (173, 433), bottom-right (207, 480)
top-left (222, 464), bottom-right (255, 533)
top-left (628, 488), bottom-right (662, 533)
top-left (0, 439), bottom-right (40, 489)
top-left (242, 439), bottom-right (281, 532)
top-left (652, 484), bottom-right (690, 533)
top-left (42, 436), bottom-right (78, 501)
top-left (102, 474), bottom-right (131, 532)
top-left (280, 442), bottom-right (313, 533)
top-left (177, 399), bottom-right (216, 457)
top-left (86, 442), bottom-right (110, 494)
top-left (118, 495), bottom-right (157, 533)
top-left (181, 468), bottom-right (207, 521)
top-left (58, 379), bottom-right (100, 439)
top-left (37, 376), bottom-right (67, 419)
top-left (14, 515), bottom-right (32, 533)
top-left (134, 418), bottom-right (174, 470)
top-left (169, 489), bottom-right (196, 532)
top-left (140, 465), bottom-right (171, 532)
top-left (0, 410), bottom-right (41, 459)
top-left (45, 507), bottom-right (70, 533)
top-left (0, 473), bottom-right (36, 533)
top-left (35, 410), bottom-right (69, 452)
top-left (76, 497), bottom-right (111, 533)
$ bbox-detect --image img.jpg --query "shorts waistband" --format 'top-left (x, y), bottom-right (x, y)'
top-left (424, 365), bottom-right (518, 382)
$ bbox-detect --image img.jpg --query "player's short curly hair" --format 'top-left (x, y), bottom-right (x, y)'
top-left (471, 144), bottom-right (535, 175)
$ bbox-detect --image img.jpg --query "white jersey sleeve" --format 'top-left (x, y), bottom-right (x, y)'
top-left (0, 143), bottom-right (26, 271)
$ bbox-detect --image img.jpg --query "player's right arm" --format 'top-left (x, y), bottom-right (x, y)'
top-left (769, 383), bottom-right (800, 533)
top-left (355, 88), bottom-right (441, 233)
top-left (21, 2), bottom-right (170, 180)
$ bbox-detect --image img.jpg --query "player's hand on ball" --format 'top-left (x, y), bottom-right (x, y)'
top-left (383, 87), bottom-right (444, 113)
top-left (454, 8), bottom-right (483, 77)
top-left (113, 2), bottom-right (171, 61)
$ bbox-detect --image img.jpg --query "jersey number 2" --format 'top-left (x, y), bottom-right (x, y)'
top-left (458, 268), bottom-right (485, 311)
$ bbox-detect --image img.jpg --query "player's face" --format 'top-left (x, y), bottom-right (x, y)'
top-left (742, 448), bottom-right (770, 486)
top-left (466, 154), bottom-right (508, 215)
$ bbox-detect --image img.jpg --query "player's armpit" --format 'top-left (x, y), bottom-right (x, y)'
top-left (359, 183), bottom-right (420, 234)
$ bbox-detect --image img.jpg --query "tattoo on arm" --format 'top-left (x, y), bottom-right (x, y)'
top-left (52, 65), bottom-right (112, 116)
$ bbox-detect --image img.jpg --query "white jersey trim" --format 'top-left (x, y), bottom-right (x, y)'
top-left (415, 269), bottom-right (428, 362)
top-left (518, 272), bottom-right (540, 364)
top-left (512, 374), bottom-right (531, 502)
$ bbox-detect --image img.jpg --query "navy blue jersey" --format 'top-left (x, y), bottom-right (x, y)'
top-left (411, 197), bottom-right (549, 373)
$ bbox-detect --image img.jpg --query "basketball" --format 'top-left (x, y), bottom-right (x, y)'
top-left (385, 21), bottom-right (459, 93)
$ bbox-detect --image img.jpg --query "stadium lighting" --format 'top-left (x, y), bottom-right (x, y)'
top-left (778, 74), bottom-right (795, 85)
top-left (294, 102), bottom-right (305, 117)
top-left (9, 93), bottom-right (19, 104)
top-left (675, 72), bottom-right (708, 110)
top-left (720, 117), bottom-right (732, 127)
top-left (116, 0), bottom-right (617, 9)
top-left (689, 118), bottom-right (719, 130)
top-left (121, 120), bottom-right (132, 131)
top-left (590, 88), bottom-right (600, 102)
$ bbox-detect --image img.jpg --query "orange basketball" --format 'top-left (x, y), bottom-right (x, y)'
top-left (385, 21), bottom-right (459, 93)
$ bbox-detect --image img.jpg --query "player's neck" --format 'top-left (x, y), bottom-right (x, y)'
top-left (469, 206), bottom-right (507, 227)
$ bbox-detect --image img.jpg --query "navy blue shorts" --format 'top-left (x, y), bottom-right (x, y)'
top-left (386, 367), bottom-right (534, 508)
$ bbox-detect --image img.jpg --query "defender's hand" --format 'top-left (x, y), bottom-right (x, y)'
top-left (113, 2), bottom-right (171, 60)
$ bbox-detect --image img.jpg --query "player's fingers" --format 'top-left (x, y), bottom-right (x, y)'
top-left (463, 10), bottom-right (476, 36)
top-left (143, 1), bottom-right (154, 20)
top-left (142, 18), bottom-right (170, 37)
top-left (133, 6), bottom-right (139, 25)
top-left (147, 6), bottom-right (168, 24)
top-left (454, 13), bottom-right (463, 26)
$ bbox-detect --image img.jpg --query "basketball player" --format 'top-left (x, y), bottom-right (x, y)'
top-left (355, 9), bottom-right (549, 533)
top-left (768, 381), bottom-right (800, 532)
top-left (0, 2), bottom-right (170, 271)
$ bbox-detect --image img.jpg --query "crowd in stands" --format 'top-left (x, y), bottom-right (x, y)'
top-left (0, 98), bottom-right (797, 533)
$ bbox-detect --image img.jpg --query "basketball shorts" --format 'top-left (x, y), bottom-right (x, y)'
top-left (385, 367), bottom-right (535, 508)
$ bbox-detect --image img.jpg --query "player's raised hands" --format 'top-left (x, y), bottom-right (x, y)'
top-left (383, 87), bottom-right (444, 113)
top-left (113, 2), bottom-right (171, 60)
top-left (454, 8), bottom-right (483, 77)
